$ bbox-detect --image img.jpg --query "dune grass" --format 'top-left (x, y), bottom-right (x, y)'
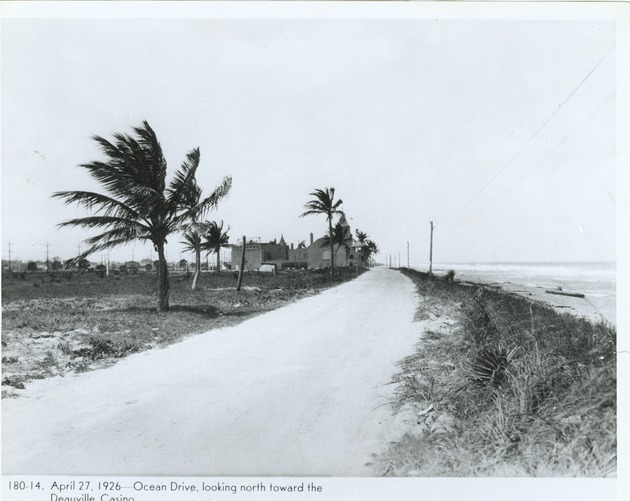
top-left (378, 268), bottom-right (616, 477)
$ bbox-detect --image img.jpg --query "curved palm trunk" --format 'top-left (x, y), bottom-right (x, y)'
top-left (328, 218), bottom-right (334, 281)
top-left (157, 242), bottom-right (170, 312)
top-left (192, 246), bottom-right (201, 291)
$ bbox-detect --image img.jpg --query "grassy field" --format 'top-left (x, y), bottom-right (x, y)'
top-left (377, 268), bottom-right (616, 477)
top-left (2, 267), bottom-right (364, 397)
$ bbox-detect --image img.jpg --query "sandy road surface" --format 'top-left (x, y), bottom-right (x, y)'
top-left (2, 268), bottom-right (419, 476)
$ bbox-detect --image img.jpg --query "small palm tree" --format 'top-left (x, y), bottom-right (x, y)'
top-left (365, 240), bottom-right (379, 266)
top-left (181, 227), bottom-right (203, 290)
top-left (202, 220), bottom-right (230, 274)
top-left (322, 221), bottom-right (353, 264)
top-left (53, 121), bottom-right (231, 311)
top-left (300, 187), bottom-right (344, 280)
top-left (297, 240), bottom-right (306, 269)
top-left (180, 174), bottom-right (232, 290)
top-left (355, 229), bottom-right (369, 265)
top-left (355, 230), bottom-right (368, 245)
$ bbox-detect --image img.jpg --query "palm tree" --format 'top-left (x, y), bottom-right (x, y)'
top-left (322, 221), bottom-right (353, 264)
top-left (355, 230), bottom-right (368, 245)
top-left (53, 121), bottom-right (231, 311)
top-left (355, 229), bottom-right (369, 266)
top-left (181, 227), bottom-right (203, 290)
top-left (297, 240), bottom-right (306, 269)
top-left (183, 163), bottom-right (231, 290)
top-left (201, 220), bottom-right (230, 274)
top-left (300, 187), bottom-right (344, 280)
top-left (365, 239), bottom-right (379, 266)
top-left (179, 170), bottom-right (232, 290)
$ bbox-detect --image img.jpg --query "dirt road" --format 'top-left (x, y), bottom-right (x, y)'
top-left (2, 268), bottom-right (419, 476)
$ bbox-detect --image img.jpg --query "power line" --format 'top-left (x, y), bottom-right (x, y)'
top-left (447, 91), bottom-right (616, 228)
top-left (439, 43), bottom-right (616, 226)
top-left (521, 91), bottom-right (616, 175)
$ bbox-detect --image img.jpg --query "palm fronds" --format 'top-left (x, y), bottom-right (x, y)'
top-left (52, 121), bottom-right (231, 310)
top-left (300, 187), bottom-right (344, 221)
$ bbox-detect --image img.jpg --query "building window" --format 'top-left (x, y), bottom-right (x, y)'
top-left (322, 250), bottom-right (331, 260)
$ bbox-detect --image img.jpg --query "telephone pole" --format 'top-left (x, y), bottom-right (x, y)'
top-left (407, 241), bottom-right (409, 269)
top-left (8, 240), bottom-right (12, 272)
top-left (429, 221), bottom-right (434, 279)
top-left (236, 236), bottom-right (247, 292)
top-left (45, 241), bottom-right (51, 272)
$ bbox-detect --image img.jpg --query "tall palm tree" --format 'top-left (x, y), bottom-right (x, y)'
top-left (201, 220), bottom-right (230, 274)
top-left (53, 121), bottom-right (231, 311)
top-left (300, 187), bottom-right (344, 280)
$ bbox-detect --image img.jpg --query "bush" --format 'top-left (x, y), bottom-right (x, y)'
top-left (445, 269), bottom-right (456, 284)
top-left (73, 335), bottom-right (140, 361)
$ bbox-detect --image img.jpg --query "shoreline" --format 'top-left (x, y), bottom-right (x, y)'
top-left (458, 277), bottom-right (614, 325)
top-left (409, 264), bottom-right (615, 325)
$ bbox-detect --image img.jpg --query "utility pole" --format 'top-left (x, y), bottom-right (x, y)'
top-left (8, 240), bottom-right (12, 272)
top-left (45, 241), bottom-right (51, 272)
top-left (398, 252), bottom-right (401, 269)
top-left (236, 236), bottom-right (246, 292)
top-left (429, 221), bottom-right (434, 279)
top-left (407, 241), bottom-right (410, 269)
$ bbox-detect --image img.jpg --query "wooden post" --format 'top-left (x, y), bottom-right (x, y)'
top-left (429, 221), bottom-right (434, 279)
top-left (236, 235), bottom-right (246, 292)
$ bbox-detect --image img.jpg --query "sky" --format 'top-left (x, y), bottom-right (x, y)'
top-left (0, 9), bottom-right (620, 266)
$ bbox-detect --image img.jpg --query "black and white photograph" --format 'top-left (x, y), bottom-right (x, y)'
top-left (1, 2), bottom-right (628, 500)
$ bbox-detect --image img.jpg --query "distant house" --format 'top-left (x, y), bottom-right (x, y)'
top-left (231, 215), bottom-right (365, 271)
top-left (231, 236), bottom-right (289, 272)
top-left (303, 214), bottom-right (362, 269)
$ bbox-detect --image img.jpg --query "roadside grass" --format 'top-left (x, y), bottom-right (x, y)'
top-left (2, 267), bottom-right (365, 396)
top-left (378, 268), bottom-right (616, 477)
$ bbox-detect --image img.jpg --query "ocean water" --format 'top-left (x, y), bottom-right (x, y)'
top-left (433, 262), bottom-right (615, 296)
top-left (412, 262), bottom-right (616, 323)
